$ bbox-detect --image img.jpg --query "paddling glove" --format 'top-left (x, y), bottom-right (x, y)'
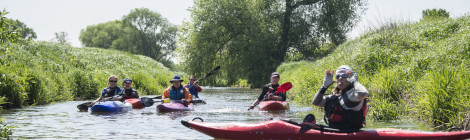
top-left (322, 71), bottom-right (334, 88)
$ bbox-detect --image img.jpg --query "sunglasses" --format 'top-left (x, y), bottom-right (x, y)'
top-left (190, 79), bottom-right (195, 80)
top-left (336, 73), bottom-right (348, 79)
top-left (109, 81), bottom-right (117, 83)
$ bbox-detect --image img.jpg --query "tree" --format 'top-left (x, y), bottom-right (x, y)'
top-left (79, 20), bottom-right (123, 49)
top-left (79, 8), bottom-right (178, 68)
top-left (1, 9), bottom-right (36, 46)
top-left (53, 31), bottom-right (70, 46)
top-left (180, 0), bottom-right (366, 87)
top-left (422, 8), bottom-right (449, 20)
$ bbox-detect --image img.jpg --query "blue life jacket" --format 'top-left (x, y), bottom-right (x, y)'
top-left (185, 83), bottom-right (199, 98)
top-left (169, 86), bottom-right (186, 100)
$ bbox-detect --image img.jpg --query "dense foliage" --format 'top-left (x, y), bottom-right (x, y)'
top-left (180, 0), bottom-right (366, 88)
top-left (79, 8), bottom-right (178, 68)
top-left (0, 41), bottom-right (178, 108)
top-left (422, 8), bottom-right (450, 19)
top-left (278, 14), bottom-right (470, 129)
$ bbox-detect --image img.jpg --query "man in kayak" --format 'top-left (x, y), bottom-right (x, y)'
top-left (162, 75), bottom-right (193, 105)
top-left (91, 75), bottom-right (124, 105)
top-left (248, 72), bottom-right (287, 110)
top-left (312, 65), bottom-right (369, 131)
top-left (121, 78), bottom-right (139, 100)
top-left (183, 75), bottom-right (202, 99)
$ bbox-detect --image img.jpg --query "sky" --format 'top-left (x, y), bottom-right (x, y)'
top-left (1, 0), bottom-right (470, 47)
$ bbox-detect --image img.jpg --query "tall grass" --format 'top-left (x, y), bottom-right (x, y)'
top-left (278, 15), bottom-right (470, 129)
top-left (0, 41), bottom-right (178, 108)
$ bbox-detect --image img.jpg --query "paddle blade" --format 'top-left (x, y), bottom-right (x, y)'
top-left (299, 114), bottom-right (317, 134)
top-left (299, 125), bottom-right (313, 134)
top-left (276, 82), bottom-right (293, 93)
top-left (141, 97), bottom-right (155, 107)
top-left (77, 102), bottom-right (92, 112)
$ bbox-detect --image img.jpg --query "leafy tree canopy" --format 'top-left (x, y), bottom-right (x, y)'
top-left (180, 0), bottom-right (366, 87)
top-left (79, 8), bottom-right (178, 68)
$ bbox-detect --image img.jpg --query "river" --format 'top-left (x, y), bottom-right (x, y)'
top-left (1, 87), bottom-right (432, 139)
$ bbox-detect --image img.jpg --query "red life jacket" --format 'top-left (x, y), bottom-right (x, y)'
top-left (263, 84), bottom-right (286, 100)
top-left (324, 94), bottom-right (367, 130)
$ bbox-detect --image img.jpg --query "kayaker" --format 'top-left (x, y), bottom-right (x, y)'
top-left (183, 75), bottom-right (202, 99)
top-left (121, 78), bottom-right (139, 99)
top-left (248, 72), bottom-right (287, 110)
top-left (312, 65), bottom-right (369, 131)
top-left (91, 75), bottom-right (124, 105)
top-left (162, 75), bottom-right (193, 105)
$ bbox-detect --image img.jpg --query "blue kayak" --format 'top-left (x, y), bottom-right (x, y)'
top-left (91, 101), bottom-right (132, 113)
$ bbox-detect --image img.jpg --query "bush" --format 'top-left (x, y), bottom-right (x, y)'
top-left (422, 8), bottom-right (450, 20)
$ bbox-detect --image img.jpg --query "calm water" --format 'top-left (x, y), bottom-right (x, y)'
top-left (1, 87), bottom-right (432, 139)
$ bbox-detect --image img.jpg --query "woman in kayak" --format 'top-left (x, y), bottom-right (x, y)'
top-left (162, 75), bottom-right (193, 105)
top-left (248, 72), bottom-right (287, 110)
top-left (91, 75), bottom-right (124, 105)
top-left (312, 65), bottom-right (369, 131)
top-left (121, 78), bottom-right (139, 100)
top-left (183, 75), bottom-right (202, 99)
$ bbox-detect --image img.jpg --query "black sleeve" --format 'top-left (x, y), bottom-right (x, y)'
top-left (280, 92), bottom-right (287, 101)
top-left (257, 85), bottom-right (269, 101)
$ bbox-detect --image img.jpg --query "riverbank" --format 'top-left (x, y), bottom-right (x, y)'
top-left (0, 41), bottom-right (180, 109)
top-left (278, 15), bottom-right (470, 129)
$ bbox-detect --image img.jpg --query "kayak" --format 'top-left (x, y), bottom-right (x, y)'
top-left (157, 102), bottom-right (194, 112)
top-left (181, 119), bottom-right (470, 140)
top-left (90, 101), bottom-right (132, 113)
top-left (258, 101), bottom-right (289, 111)
top-left (125, 98), bottom-right (144, 109)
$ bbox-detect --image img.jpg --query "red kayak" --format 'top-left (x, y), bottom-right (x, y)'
top-left (157, 102), bottom-right (194, 112)
top-left (181, 119), bottom-right (470, 140)
top-left (258, 101), bottom-right (289, 111)
top-left (125, 98), bottom-right (144, 109)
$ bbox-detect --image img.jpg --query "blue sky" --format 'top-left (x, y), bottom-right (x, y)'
top-left (1, 0), bottom-right (470, 47)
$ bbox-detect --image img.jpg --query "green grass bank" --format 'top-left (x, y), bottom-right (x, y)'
top-left (1, 41), bottom-right (180, 109)
top-left (278, 15), bottom-right (470, 129)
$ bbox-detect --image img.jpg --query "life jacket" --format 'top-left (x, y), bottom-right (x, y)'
top-left (324, 94), bottom-right (367, 130)
top-left (103, 87), bottom-right (123, 98)
top-left (169, 86), bottom-right (186, 100)
top-left (263, 84), bottom-right (285, 99)
top-left (123, 88), bottom-right (138, 99)
top-left (185, 83), bottom-right (199, 98)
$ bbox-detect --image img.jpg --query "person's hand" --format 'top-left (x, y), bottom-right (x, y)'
top-left (268, 94), bottom-right (274, 100)
top-left (322, 70), bottom-right (335, 88)
top-left (248, 105), bottom-right (255, 111)
top-left (181, 99), bottom-right (189, 104)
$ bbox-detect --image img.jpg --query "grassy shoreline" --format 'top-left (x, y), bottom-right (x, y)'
top-left (1, 41), bottom-right (181, 109)
top-left (278, 15), bottom-right (470, 129)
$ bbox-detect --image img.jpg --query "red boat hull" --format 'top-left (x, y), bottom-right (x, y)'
top-left (182, 120), bottom-right (470, 140)
top-left (258, 101), bottom-right (289, 111)
top-left (125, 98), bottom-right (144, 109)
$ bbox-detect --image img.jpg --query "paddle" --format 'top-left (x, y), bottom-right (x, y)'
top-left (77, 95), bottom-right (162, 111)
top-left (276, 82), bottom-right (292, 93)
top-left (187, 66), bottom-right (221, 89)
top-left (298, 114), bottom-right (353, 133)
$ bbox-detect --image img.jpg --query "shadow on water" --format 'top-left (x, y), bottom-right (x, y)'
top-left (0, 87), bottom-right (435, 139)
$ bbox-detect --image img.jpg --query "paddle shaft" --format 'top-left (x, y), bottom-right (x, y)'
top-left (187, 66), bottom-right (220, 89)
